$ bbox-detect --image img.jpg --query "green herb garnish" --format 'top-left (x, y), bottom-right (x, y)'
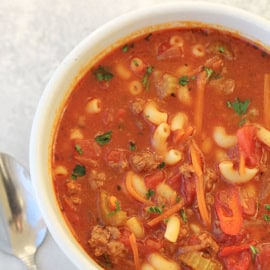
top-left (226, 97), bottom-right (250, 116)
top-left (263, 214), bottom-right (270, 221)
top-left (129, 141), bottom-right (137, 151)
top-left (146, 189), bottom-right (155, 200)
top-left (121, 44), bottom-right (129, 52)
top-left (265, 204), bottom-right (270, 210)
top-left (219, 46), bottom-right (225, 53)
top-left (71, 164), bottom-right (86, 179)
top-left (157, 161), bottom-right (166, 169)
top-left (250, 245), bottom-right (259, 261)
top-left (107, 200), bottom-right (121, 217)
top-left (95, 130), bottom-right (112, 146)
top-left (93, 66), bottom-right (114, 81)
top-left (148, 205), bottom-right (163, 214)
top-left (204, 66), bottom-right (214, 79)
top-left (179, 76), bottom-right (190, 86)
top-left (74, 144), bottom-right (83, 155)
top-left (180, 209), bottom-right (188, 223)
top-left (142, 66), bottom-right (154, 90)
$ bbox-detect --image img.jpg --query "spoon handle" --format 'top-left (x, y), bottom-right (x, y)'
top-left (20, 253), bottom-right (37, 270)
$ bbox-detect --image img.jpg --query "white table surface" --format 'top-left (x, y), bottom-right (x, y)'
top-left (0, 0), bottom-right (269, 269)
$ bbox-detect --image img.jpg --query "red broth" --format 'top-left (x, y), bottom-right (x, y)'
top-left (52, 27), bottom-right (270, 270)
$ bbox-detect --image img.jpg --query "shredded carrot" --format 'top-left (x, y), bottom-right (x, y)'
top-left (194, 71), bottom-right (207, 135)
top-left (239, 152), bottom-right (246, 176)
top-left (173, 126), bottom-right (195, 145)
top-left (190, 140), bottom-right (211, 226)
top-left (125, 171), bottom-right (153, 206)
top-left (109, 195), bottom-right (118, 210)
top-left (147, 199), bottom-right (185, 227)
top-left (264, 73), bottom-right (270, 129)
top-left (129, 232), bottom-right (140, 270)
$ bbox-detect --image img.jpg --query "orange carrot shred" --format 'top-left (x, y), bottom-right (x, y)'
top-left (239, 152), bottom-right (246, 176)
top-left (264, 73), bottom-right (270, 129)
top-left (194, 71), bottom-right (207, 135)
top-left (109, 196), bottom-right (118, 210)
top-left (129, 232), bottom-right (140, 270)
top-left (147, 199), bottom-right (185, 227)
top-left (190, 140), bottom-right (211, 226)
top-left (126, 171), bottom-right (153, 206)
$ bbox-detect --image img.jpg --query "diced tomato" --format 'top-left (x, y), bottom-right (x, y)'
top-left (167, 171), bottom-right (182, 191)
top-left (215, 188), bottom-right (243, 235)
top-left (157, 41), bottom-right (182, 60)
top-left (144, 170), bottom-right (165, 189)
top-left (239, 184), bottom-right (257, 216)
top-left (180, 175), bottom-right (196, 206)
top-left (106, 149), bottom-right (128, 170)
top-left (236, 124), bottom-right (261, 167)
top-left (119, 229), bottom-right (131, 247)
top-left (145, 238), bottom-right (163, 251)
top-left (73, 139), bottom-right (101, 163)
top-left (223, 251), bottom-right (251, 270)
top-left (219, 241), bottom-right (256, 257)
top-left (256, 243), bottom-right (270, 270)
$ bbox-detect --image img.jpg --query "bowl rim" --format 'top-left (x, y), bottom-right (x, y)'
top-left (29, 2), bottom-right (270, 269)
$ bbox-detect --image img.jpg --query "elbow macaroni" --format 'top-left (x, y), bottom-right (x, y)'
top-left (170, 112), bottom-right (188, 131)
top-left (164, 149), bottom-right (182, 165)
top-left (129, 80), bottom-right (143, 95)
top-left (86, 98), bottom-right (101, 114)
top-left (144, 101), bottom-right (168, 125)
top-left (152, 122), bottom-right (170, 153)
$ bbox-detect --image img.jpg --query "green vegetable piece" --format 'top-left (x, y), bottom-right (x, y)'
top-left (72, 164), bottom-right (86, 179)
top-left (107, 200), bottom-right (121, 217)
top-left (146, 189), bottom-right (155, 200)
top-left (226, 97), bottom-right (250, 116)
top-left (157, 161), bottom-right (166, 169)
top-left (129, 141), bottom-right (137, 151)
top-left (95, 130), bottom-right (112, 146)
top-left (93, 66), bottom-right (114, 81)
top-left (74, 144), bottom-right (83, 155)
top-left (179, 76), bottom-right (190, 86)
top-left (265, 204), bottom-right (270, 210)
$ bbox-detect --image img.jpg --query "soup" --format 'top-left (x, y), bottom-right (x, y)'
top-left (52, 26), bottom-right (270, 269)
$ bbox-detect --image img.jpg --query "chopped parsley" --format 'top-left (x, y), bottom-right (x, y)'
top-left (226, 97), bottom-right (250, 116)
top-left (146, 189), bottom-right (155, 200)
top-left (93, 66), bottom-right (114, 81)
top-left (121, 43), bottom-right (133, 52)
top-left (71, 164), bottom-right (86, 179)
top-left (179, 75), bottom-right (195, 86)
top-left (107, 200), bottom-right (121, 217)
top-left (218, 46), bottom-right (225, 53)
top-left (148, 205), bottom-right (164, 214)
top-left (263, 214), bottom-right (270, 221)
top-left (95, 130), bottom-right (112, 146)
top-left (179, 76), bottom-right (190, 86)
top-left (129, 141), bottom-right (137, 151)
top-left (265, 204), bottom-right (270, 210)
top-left (74, 144), bottom-right (83, 155)
top-left (144, 33), bottom-right (152, 41)
top-left (180, 209), bottom-right (188, 223)
top-left (250, 245), bottom-right (259, 261)
top-left (133, 59), bottom-right (139, 66)
top-left (142, 66), bottom-right (154, 90)
top-left (157, 161), bottom-right (166, 169)
top-left (204, 66), bottom-right (214, 79)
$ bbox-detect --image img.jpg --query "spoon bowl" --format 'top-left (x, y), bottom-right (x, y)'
top-left (0, 153), bottom-right (47, 269)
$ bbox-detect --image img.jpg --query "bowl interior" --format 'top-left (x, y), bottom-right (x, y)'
top-left (30, 2), bottom-right (270, 269)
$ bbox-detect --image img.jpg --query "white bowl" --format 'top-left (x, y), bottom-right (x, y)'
top-left (30, 2), bottom-right (270, 269)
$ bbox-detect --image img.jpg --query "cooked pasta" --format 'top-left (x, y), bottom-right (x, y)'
top-left (152, 122), bottom-right (170, 153)
top-left (85, 98), bottom-right (101, 114)
top-left (143, 101), bottom-right (168, 125)
top-left (129, 80), bottom-right (143, 95)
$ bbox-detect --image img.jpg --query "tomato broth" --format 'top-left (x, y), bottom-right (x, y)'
top-left (52, 27), bottom-right (270, 269)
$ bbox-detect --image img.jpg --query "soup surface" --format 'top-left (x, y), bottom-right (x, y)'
top-left (52, 26), bottom-right (270, 269)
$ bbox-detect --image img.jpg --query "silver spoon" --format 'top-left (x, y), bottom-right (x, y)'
top-left (0, 152), bottom-right (47, 269)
